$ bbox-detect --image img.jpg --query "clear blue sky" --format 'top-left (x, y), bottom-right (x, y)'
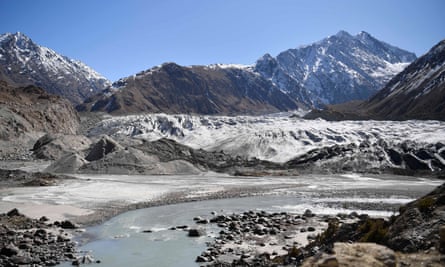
top-left (1, 0), bottom-right (444, 81)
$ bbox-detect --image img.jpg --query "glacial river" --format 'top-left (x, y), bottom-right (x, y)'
top-left (37, 173), bottom-right (442, 267)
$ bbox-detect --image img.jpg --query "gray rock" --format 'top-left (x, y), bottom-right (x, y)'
top-left (0, 244), bottom-right (19, 256)
top-left (11, 254), bottom-right (33, 264)
top-left (195, 255), bottom-right (208, 262)
top-left (60, 220), bottom-right (77, 229)
top-left (188, 228), bottom-right (205, 237)
top-left (303, 209), bottom-right (315, 217)
top-left (6, 208), bottom-right (20, 217)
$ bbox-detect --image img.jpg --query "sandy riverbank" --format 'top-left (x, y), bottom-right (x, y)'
top-left (0, 172), bottom-right (441, 227)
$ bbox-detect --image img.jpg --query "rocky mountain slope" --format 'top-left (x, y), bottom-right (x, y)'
top-left (0, 81), bottom-right (80, 140)
top-left (254, 31), bottom-right (416, 107)
top-left (365, 39), bottom-right (445, 120)
top-left (0, 32), bottom-right (110, 104)
top-left (78, 63), bottom-right (299, 115)
top-left (306, 38), bottom-right (445, 120)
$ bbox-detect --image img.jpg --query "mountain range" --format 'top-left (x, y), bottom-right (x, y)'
top-left (79, 30), bottom-right (417, 114)
top-left (0, 32), bottom-right (110, 104)
top-left (0, 31), bottom-right (420, 115)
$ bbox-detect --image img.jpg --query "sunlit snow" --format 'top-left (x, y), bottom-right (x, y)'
top-left (88, 113), bottom-right (445, 163)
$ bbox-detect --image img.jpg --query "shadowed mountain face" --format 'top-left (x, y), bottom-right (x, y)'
top-left (254, 31), bottom-right (417, 107)
top-left (0, 81), bottom-right (80, 140)
top-left (364, 39), bottom-right (445, 120)
top-left (305, 38), bottom-right (445, 121)
top-left (78, 63), bottom-right (299, 115)
top-left (0, 32), bottom-right (110, 105)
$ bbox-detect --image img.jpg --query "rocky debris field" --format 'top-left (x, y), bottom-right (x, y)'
top-left (0, 209), bottom-right (97, 267)
top-left (192, 183), bottom-right (445, 266)
top-left (195, 209), bottom-right (340, 266)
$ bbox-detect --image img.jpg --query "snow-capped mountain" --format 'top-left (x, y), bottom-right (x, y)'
top-left (79, 31), bottom-right (417, 115)
top-left (366, 38), bottom-right (445, 120)
top-left (0, 32), bottom-right (111, 104)
top-left (78, 62), bottom-right (299, 115)
top-left (254, 31), bottom-right (417, 106)
top-left (306, 38), bottom-right (445, 121)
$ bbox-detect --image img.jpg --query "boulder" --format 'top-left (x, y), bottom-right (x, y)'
top-left (11, 255), bottom-right (33, 265)
top-left (303, 209), bottom-right (315, 217)
top-left (0, 244), bottom-right (19, 257)
top-left (6, 208), bottom-right (21, 217)
top-left (188, 228), bottom-right (205, 237)
top-left (195, 255), bottom-right (208, 262)
top-left (60, 220), bottom-right (77, 229)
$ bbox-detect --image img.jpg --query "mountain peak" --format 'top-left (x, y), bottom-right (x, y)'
top-left (0, 31), bottom-right (111, 104)
top-left (254, 30), bottom-right (417, 107)
top-left (357, 30), bottom-right (372, 37)
top-left (334, 30), bottom-right (353, 39)
top-left (0, 32), bottom-right (33, 47)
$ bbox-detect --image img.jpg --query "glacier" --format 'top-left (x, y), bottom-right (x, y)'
top-left (87, 113), bottom-right (445, 164)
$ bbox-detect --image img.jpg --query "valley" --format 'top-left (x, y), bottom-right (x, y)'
top-left (0, 28), bottom-right (444, 266)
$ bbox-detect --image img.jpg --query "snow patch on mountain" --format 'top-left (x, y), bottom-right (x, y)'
top-left (204, 63), bottom-right (253, 70)
top-left (370, 62), bottom-right (410, 79)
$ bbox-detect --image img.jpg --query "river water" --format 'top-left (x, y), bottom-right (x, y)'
top-left (56, 173), bottom-right (442, 267)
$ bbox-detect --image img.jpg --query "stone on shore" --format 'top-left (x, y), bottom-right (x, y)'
top-left (188, 228), bottom-right (206, 237)
top-left (0, 209), bottom-right (80, 266)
